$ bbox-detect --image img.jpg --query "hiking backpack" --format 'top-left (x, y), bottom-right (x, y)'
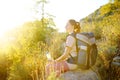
top-left (70, 32), bottom-right (98, 69)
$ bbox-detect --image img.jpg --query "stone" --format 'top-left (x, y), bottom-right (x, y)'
top-left (60, 69), bottom-right (99, 80)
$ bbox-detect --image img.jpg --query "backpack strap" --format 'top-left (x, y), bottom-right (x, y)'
top-left (69, 32), bottom-right (79, 64)
top-left (69, 33), bottom-right (79, 53)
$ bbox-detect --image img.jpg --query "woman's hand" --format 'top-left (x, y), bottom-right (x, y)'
top-left (47, 60), bottom-right (57, 64)
top-left (48, 59), bottom-right (54, 62)
top-left (55, 47), bottom-right (71, 62)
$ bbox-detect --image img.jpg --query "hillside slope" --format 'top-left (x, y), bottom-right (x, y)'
top-left (80, 2), bottom-right (120, 40)
top-left (79, 2), bottom-right (120, 80)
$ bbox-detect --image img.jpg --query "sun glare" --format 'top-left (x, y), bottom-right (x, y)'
top-left (0, 0), bottom-right (34, 39)
top-left (0, 29), bottom-right (5, 39)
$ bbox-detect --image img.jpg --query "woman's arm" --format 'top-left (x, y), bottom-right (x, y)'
top-left (55, 35), bottom-right (75, 62)
top-left (55, 46), bottom-right (71, 62)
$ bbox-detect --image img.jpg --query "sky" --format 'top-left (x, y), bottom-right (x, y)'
top-left (45, 0), bottom-right (109, 32)
top-left (0, 0), bottom-right (109, 36)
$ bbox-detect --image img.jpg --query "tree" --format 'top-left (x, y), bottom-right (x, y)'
top-left (34, 0), bottom-right (49, 27)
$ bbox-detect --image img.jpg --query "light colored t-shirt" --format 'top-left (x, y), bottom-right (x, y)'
top-left (66, 35), bottom-right (77, 57)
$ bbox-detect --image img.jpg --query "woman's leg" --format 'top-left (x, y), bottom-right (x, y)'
top-left (45, 61), bottom-right (69, 77)
top-left (66, 62), bottom-right (78, 70)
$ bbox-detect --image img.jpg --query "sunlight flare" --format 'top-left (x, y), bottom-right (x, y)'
top-left (0, 0), bottom-right (34, 37)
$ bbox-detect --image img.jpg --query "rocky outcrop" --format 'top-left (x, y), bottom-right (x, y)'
top-left (60, 69), bottom-right (99, 80)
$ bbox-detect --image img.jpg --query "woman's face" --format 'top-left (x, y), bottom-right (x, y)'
top-left (65, 22), bottom-right (74, 33)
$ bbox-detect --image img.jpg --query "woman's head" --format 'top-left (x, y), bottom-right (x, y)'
top-left (65, 19), bottom-right (81, 33)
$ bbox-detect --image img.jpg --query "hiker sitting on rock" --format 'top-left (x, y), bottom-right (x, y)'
top-left (45, 19), bottom-right (97, 77)
top-left (46, 19), bottom-right (80, 77)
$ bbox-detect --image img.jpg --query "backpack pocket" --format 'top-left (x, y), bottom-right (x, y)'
top-left (77, 50), bottom-right (89, 69)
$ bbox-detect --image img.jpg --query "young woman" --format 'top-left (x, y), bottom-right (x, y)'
top-left (46, 19), bottom-right (81, 77)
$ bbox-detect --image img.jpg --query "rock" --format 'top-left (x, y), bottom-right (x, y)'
top-left (60, 69), bottom-right (99, 80)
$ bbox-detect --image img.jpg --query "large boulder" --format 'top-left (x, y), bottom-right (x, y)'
top-left (60, 69), bottom-right (99, 80)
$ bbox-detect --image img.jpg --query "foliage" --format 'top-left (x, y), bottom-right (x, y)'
top-left (0, 18), bottom-right (56, 80)
top-left (81, 2), bottom-right (120, 80)
top-left (48, 32), bottom-right (67, 59)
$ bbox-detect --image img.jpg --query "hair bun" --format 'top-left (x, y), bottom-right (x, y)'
top-left (76, 22), bottom-right (80, 26)
top-left (69, 19), bottom-right (81, 33)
